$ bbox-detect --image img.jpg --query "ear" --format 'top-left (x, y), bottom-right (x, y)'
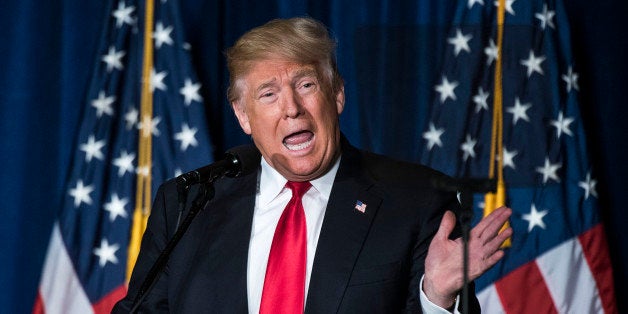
top-left (231, 101), bottom-right (252, 135)
top-left (335, 86), bottom-right (345, 115)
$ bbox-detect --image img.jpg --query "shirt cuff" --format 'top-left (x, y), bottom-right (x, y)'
top-left (419, 275), bottom-right (461, 314)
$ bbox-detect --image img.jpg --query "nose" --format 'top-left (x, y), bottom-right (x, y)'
top-left (282, 88), bottom-right (303, 119)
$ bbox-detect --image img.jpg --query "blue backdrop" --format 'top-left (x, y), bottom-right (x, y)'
top-left (0, 0), bottom-right (626, 313)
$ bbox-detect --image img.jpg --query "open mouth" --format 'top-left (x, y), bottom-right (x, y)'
top-left (283, 130), bottom-right (314, 151)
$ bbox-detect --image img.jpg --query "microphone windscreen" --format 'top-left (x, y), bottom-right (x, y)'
top-left (225, 144), bottom-right (261, 177)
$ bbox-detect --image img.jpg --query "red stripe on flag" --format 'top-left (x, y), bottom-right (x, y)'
top-left (495, 261), bottom-right (558, 314)
top-left (92, 284), bottom-right (127, 314)
top-left (578, 224), bottom-right (617, 314)
top-left (32, 291), bottom-right (45, 314)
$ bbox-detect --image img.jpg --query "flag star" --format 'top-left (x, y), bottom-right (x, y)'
top-left (562, 66), bottom-right (580, 92)
top-left (502, 147), bottom-right (518, 170)
top-left (112, 150), bottom-right (135, 176)
top-left (536, 157), bottom-right (562, 184)
top-left (535, 4), bottom-right (556, 30)
top-left (101, 46), bottom-right (125, 72)
top-left (179, 78), bottom-right (203, 106)
top-left (174, 168), bottom-right (183, 178)
top-left (473, 87), bottom-right (490, 113)
top-left (93, 239), bottom-right (120, 267)
top-left (579, 172), bottom-right (598, 200)
top-left (522, 204), bottom-right (549, 232)
top-left (494, 0), bottom-right (516, 15)
top-left (137, 165), bottom-right (150, 177)
top-left (138, 115), bottom-right (161, 137)
top-left (448, 28), bottom-right (473, 56)
top-left (460, 134), bottom-right (477, 161)
top-left (520, 50), bottom-right (546, 77)
top-left (423, 123), bottom-right (445, 151)
top-left (150, 69), bottom-right (168, 92)
top-left (550, 111), bottom-right (575, 139)
top-left (174, 123), bottom-right (199, 151)
top-left (80, 135), bottom-right (106, 162)
top-left (103, 193), bottom-right (128, 222)
top-left (68, 180), bottom-right (94, 208)
top-left (153, 22), bottom-right (173, 49)
top-left (468, 0), bottom-right (484, 8)
top-left (112, 1), bottom-right (136, 28)
top-left (91, 91), bottom-right (116, 118)
top-left (124, 107), bottom-right (138, 130)
top-left (484, 38), bottom-right (499, 66)
top-left (506, 97), bottom-right (532, 125)
top-left (434, 76), bottom-right (459, 104)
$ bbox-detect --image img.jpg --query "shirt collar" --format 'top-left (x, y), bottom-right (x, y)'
top-left (258, 155), bottom-right (341, 206)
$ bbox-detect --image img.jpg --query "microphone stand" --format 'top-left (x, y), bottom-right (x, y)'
top-left (129, 182), bottom-right (215, 314)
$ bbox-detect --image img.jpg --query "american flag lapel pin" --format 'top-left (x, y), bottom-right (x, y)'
top-left (354, 200), bottom-right (367, 213)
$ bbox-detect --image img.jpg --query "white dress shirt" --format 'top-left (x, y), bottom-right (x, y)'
top-left (245, 156), bottom-right (458, 313)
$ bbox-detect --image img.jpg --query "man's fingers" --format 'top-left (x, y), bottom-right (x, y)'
top-left (472, 206), bottom-right (512, 241)
top-left (435, 210), bottom-right (456, 241)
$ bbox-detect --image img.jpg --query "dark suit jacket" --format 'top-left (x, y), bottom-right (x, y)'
top-left (113, 139), bottom-right (481, 313)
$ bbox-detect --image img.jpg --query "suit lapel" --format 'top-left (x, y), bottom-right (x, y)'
top-left (305, 144), bottom-right (382, 313)
top-left (175, 173), bottom-right (257, 312)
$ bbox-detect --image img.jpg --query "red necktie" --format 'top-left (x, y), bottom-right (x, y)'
top-left (260, 181), bottom-right (311, 314)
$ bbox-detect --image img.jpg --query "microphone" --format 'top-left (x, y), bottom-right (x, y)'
top-left (431, 176), bottom-right (496, 193)
top-left (176, 144), bottom-right (260, 189)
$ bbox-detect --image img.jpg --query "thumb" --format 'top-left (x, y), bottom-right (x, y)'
top-left (435, 210), bottom-right (456, 241)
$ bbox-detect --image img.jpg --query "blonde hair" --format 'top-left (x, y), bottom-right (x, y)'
top-left (226, 17), bottom-right (343, 103)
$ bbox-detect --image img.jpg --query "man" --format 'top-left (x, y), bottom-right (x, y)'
top-left (114, 17), bottom-right (511, 313)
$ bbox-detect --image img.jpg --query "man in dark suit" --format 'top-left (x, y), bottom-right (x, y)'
top-left (113, 17), bottom-right (511, 313)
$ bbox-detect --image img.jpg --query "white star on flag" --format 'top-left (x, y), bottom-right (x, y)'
top-left (91, 91), bottom-right (116, 118)
top-left (536, 157), bottom-right (562, 184)
top-left (468, 0), bottom-right (484, 8)
top-left (179, 78), bottom-right (203, 106)
top-left (460, 134), bottom-right (477, 161)
top-left (68, 180), bottom-right (94, 208)
top-left (153, 22), bottom-right (173, 49)
top-left (80, 135), bottom-right (106, 162)
top-left (578, 172), bottom-right (598, 200)
top-left (423, 123), bottom-right (445, 151)
top-left (138, 115), bottom-right (162, 137)
top-left (124, 107), bottom-right (139, 130)
top-left (506, 97), bottom-right (532, 125)
top-left (93, 239), bottom-right (120, 267)
top-left (562, 66), bottom-right (579, 92)
top-left (520, 50), bottom-right (546, 77)
top-left (111, 1), bottom-right (136, 28)
top-left (103, 193), bottom-right (129, 222)
top-left (522, 204), bottom-right (548, 232)
top-left (150, 68), bottom-right (168, 92)
top-left (502, 147), bottom-right (518, 170)
top-left (473, 87), bottom-right (490, 113)
top-left (448, 28), bottom-right (473, 56)
top-left (535, 4), bottom-right (556, 29)
top-left (434, 76), bottom-right (458, 103)
top-left (494, 0), bottom-right (516, 15)
top-left (101, 46), bottom-right (126, 72)
top-left (550, 111), bottom-right (575, 139)
top-left (484, 38), bottom-right (498, 66)
top-left (112, 150), bottom-right (135, 177)
top-left (174, 123), bottom-right (199, 151)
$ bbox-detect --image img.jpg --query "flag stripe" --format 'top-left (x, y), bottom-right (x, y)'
top-left (495, 261), bottom-right (557, 314)
top-left (38, 223), bottom-right (94, 314)
top-left (579, 224), bottom-right (618, 314)
top-left (476, 284), bottom-right (506, 313)
top-left (92, 285), bottom-right (127, 314)
top-left (536, 234), bottom-right (603, 313)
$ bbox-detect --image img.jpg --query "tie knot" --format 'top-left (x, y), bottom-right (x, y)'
top-left (286, 181), bottom-right (311, 198)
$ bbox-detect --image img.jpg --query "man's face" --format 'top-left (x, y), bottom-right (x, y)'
top-left (232, 59), bottom-right (345, 182)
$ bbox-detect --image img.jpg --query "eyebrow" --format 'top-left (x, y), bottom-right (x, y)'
top-left (253, 67), bottom-right (319, 94)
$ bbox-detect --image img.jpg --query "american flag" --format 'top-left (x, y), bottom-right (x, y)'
top-left (419, 0), bottom-right (616, 312)
top-left (33, 0), bottom-right (213, 313)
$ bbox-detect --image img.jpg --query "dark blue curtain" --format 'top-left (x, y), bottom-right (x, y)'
top-left (1, 0), bottom-right (626, 313)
